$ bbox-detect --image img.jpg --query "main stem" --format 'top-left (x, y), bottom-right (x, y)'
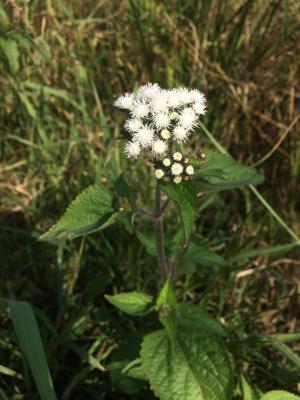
top-left (154, 184), bottom-right (168, 282)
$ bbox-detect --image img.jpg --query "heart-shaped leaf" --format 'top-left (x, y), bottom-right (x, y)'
top-left (141, 329), bottom-right (233, 400)
top-left (40, 184), bottom-right (116, 241)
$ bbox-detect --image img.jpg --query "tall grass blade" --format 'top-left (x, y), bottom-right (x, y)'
top-left (8, 300), bottom-right (57, 400)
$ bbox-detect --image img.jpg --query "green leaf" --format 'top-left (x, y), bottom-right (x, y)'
top-left (108, 361), bottom-right (145, 394)
top-left (0, 37), bottom-right (20, 73)
top-left (8, 300), bottom-right (57, 400)
top-left (176, 303), bottom-right (226, 337)
top-left (156, 278), bottom-right (177, 344)
top-left (260, 391), bottom-right (300, 400)
top-left (241, 375), bottom-right (258, 400)
top-left (137, 231), bottom-right (157, 256)
top-left (141, 329), bottom-right (233, 400)
top-left (160, 180), bottom-right (199, 244)
top-left (229, 242), bottom-right (298, 263)
top-left (15, 91), bottom-right (37, 119)
top-left (40, 184), bottom-right (116, 241)
top-left (0, 7), bottom-right (9, 29)
top-left (184, 242), bottom-right (225, 267)
top-left (105, 292), bottom-right (153, 316)
top-left (190, 150), bottom-right (264, 191)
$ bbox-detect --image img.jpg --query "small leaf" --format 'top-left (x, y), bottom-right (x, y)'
top-left (105, 292), bottom-right (153, 316)
top-left (108, 361), bottom-right (145, 394)
top-left (15, 91), bottom-right (37, 119)
top-left (160, 180), bottom-right (198, 244)
top-left (241, 375), bottom-right (259, 400)
top-left (260, 391), bottom-right (300, 400)
top-left (176, 303), bottom-right (226, 337)
top-left (40, 185), bottom-right (116, 241)
top-left (156, 278), bottom-right (177, 344)
top-left (184, 242), bottom-right (225, 267)
top-left (141, 329), bottom-right (233, 400)
top-left (0, 37), bottom-right (20, 73)
top-left (8, 300), bottom-right (57, 400)
top-left (190, 150), bottom-right (264, 191)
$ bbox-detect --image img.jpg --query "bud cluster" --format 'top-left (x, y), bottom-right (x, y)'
top-left (154, 152), bottom-right (195, 184)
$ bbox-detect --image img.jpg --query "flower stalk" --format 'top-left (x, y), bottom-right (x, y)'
top-left (154, 184), bottom-right (169, 282)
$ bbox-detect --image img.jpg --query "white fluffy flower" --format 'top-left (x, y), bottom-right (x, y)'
top-left (171, 162), bottom-right (184, 176)
top-left (177, 88), bottom-right (192, 105)
top-left (186, 165), bottom-right (194, 175)
top-left (125, 118), bottom-right (143, 133)
top-left (114, 93), bottom-right (135, 110)
top-left (167, 89), bottom-right (183, 108)
top-left (131, 100), bottom-right (150, 119)
top-left (152, 139), bottom-right (168, 156)
top-left (189, 89), bottom-right (205, 103)
top-left (151, 90), bottom-right (169, 113)
top-left (138, 83), bottom-right (161, 99)
top-left (161, 129), bottom-right (171, 140)
top-left (173, 152), bottom-right (183, 161)
top-left (154, 112), bottom-right (170, 129)
top-left (178, 107), bottom-right (197, 129)
top-left (193, 102), bottom-right (206, 115)
top-left (155, 169), bottom-right (164, 179)
top-left (125, 141), bottom-right (141, 159)
top-left (173, 176), bottom-right (182, 184)
top-left (173, 125), bottom-right (189, 142)
top-left (133, 126), bottom-right (154, 147)
top-left (163, 158), bottom-right (171, 167)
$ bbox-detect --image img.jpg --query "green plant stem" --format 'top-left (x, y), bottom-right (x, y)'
top-left (154, 184), bottom-right (168, 282)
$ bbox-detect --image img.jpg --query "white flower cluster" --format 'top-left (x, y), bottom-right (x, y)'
top-left (114, 83), bottom-right (206, 160)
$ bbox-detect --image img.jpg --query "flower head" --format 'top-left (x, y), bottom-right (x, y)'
top-left (155, 169), bottom-right (165, 179)
top-left (152, 139), bottom-right (168, 156)
top-left (125, 141), bottom-right (141, 159)
top-left (173, 176), bottom-right (182, 184)
top-left (114, 93), bottom-right (135, 110)
top-left (186, 165), bottom-right (194, 175)
top-left (171, 162), bottom-right (184, 176)
top-left (133, 126), bottom-right (154, 147)
top-left (173, 125), bottom-right (189, 142)
top-left (154, 112), bottom-right (171, 129)
top-left (163, 158), bottom-right (171, 167)
top-left (179, 107), bottom-right (197, 129)
top-left (173, 152), bottom-right (183, 161)
top-left (161, 129), bottom-right (171, 140)
top-left (125, 118), bottom-right (143, 133)
top-left (131, 100), bottom-right (150, 119)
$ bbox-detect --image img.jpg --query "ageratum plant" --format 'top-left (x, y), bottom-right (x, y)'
top-left (40, 84), bottom-right (298, 400)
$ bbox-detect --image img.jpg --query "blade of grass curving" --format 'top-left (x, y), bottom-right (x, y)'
top-left (8, 300), bottom-right (57, 400)
top-left (199, 121), bottom-right (300, 245)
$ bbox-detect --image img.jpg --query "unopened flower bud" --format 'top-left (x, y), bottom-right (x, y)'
top-left (173, 176), bottom-right (182, 184)
top-left (155, 169), bottom-right (164, 179)
top-left (186, 165), bottom-right (194, 175)
top-left (163, 158), bottom-right (171, 167)
top-left (161, 129), bottom-right (171, 140)
top-left (173, 152), bottom-right (183, 161)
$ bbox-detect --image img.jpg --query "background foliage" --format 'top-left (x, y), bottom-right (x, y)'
top-left (0, 0), bottom-right (300, 398)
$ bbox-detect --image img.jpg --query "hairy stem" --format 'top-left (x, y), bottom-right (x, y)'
top-left (154, 184), bottom-right (168, 281)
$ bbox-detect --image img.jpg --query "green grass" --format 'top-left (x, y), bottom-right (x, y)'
top-left (0, 0), bottom-right (300, 398)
